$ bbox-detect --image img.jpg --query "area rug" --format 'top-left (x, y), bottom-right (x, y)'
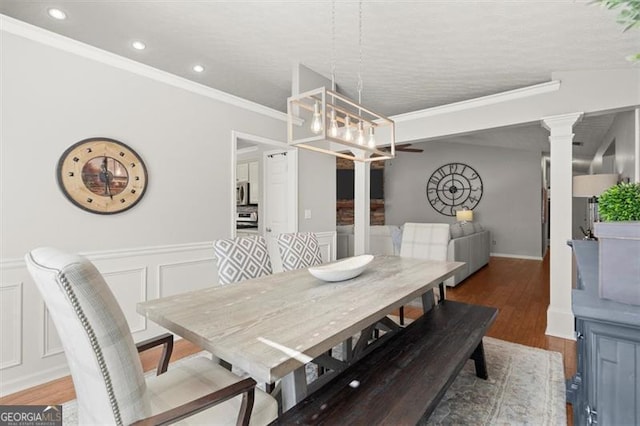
top-left (62, 337), bottom-right (565, 425)
top-left (421, 337), bottom-right (566, 426)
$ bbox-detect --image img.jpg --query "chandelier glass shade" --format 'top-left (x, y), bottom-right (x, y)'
top-left (287, 86), bottom-right (396, 162)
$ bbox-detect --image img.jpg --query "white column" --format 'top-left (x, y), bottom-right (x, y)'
top-left (541, 112), bottom-right (583, 340)
top-left (353, 153), bottom-right (370, 255)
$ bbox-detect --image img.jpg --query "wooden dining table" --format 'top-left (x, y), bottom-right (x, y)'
top-left (137, 255), bottom-right (464, 410)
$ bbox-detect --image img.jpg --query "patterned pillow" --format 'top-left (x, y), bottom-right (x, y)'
top-left (450, 223), bottom-right (464, 239)
top-left (277, 233), bottom-right (323, 272)
top-left (213, 236), bottom-right (273, 285)
top-left (461, 222), bottom-right (476, 236)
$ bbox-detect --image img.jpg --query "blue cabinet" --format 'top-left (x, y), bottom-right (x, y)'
top-left (570, 240), bottom-right (640, 425)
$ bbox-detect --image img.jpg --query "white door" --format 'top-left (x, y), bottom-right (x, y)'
top-left (263, 149), bottom-right (297, 272)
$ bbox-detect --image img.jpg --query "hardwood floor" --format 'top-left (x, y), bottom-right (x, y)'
top-left (405, 252), bottom-right (575, 424)
top-left (1, 252), bottom-right (574, 423)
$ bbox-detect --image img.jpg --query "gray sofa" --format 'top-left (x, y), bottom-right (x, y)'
top-left (336, 222), bottom-right (490, 287)
top-left (445, 222), bottom-right (491, 286)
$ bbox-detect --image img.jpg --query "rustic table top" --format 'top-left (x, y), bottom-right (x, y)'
top-left (137, 255), bottom-right (464, 383)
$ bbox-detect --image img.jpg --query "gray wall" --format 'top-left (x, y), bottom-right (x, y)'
top-left (293, 64), bottom-right (336, 232)
top-left (385, 140), bottom-right (543, 258)
top-left (572, 196), bottom-right (589, 239)
top-left (590, 110), bottom-right (637, 181)
top-left (1, 32), bottom-right (285, 258)
top-left (574, 110), bottom-right (637, 240)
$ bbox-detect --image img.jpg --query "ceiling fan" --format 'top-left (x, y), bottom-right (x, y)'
top-left (381, 143), bottom-right (424, 153)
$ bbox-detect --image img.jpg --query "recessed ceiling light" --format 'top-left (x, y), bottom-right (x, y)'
top-left (47, 8), bottom-right (67, 20)
top-left (192, 65), bottom-right (205, 73)
top-left (131, 41), bottom-right (146, 50)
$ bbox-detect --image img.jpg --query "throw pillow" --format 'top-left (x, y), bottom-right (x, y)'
top-left (461, 222), bottom-right (475, 236)
top-left (450, 223), bottom-right (464, 239)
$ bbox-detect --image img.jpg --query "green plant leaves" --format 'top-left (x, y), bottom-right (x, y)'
top-left (598, 182), bottom-right (640, 221)
top-left (594, 0), bottom-right (640, 60)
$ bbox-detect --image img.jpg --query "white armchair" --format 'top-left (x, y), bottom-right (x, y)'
top-left (398, 223), bottom-right (451, 323)
top-left (400, 223), bottom-right (450, 261)
top-left (25, 247), bottom-right (277, 426)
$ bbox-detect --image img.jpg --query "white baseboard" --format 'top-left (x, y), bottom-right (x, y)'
top-left (0, 363), bottom-right (70, 397)
top-left (490, 253), bottom-right (543, 261)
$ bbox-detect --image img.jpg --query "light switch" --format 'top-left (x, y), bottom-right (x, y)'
top-left (304, 209), bottom-right (312, 219)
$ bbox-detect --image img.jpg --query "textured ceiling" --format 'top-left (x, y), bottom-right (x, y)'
top-left (1, 0), bottom-right (638, 117)
top-left (1, 1), bottom-right (635, 167)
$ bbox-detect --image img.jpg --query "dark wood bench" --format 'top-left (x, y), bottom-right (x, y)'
top-left (271, 300), bottom-right (498, 425)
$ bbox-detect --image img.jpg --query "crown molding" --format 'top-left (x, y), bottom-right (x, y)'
top-left (0, 14), bottom-right (288, 122)
top-left (392, 80), bottom-right (561, 123)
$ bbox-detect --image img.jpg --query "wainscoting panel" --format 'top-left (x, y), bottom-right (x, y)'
top-left (42, 308), bottom-right (63, 358)
top-left (102, 267), bottom-right (148, 334)
top-left (0, 238), bottom-right (336, 395)
top-left (0, 282), bottom-right (23, 370)
top-left (0, 242), bottom-right (218, 396)
top-left (158, 258), bottom-right (217, 297)
top-left (316, 231), bottom-right (337, 262)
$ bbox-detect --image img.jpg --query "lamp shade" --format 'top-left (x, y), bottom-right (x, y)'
top-left (573, 174), bottom-right (618, 197)
top-left (456, 209), bottom-right (473, 222)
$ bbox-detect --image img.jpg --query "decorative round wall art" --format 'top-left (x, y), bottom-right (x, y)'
top-left (57, 138), bottom-right (148, 214)
top-left (426, 163), bottom-right (483, 216)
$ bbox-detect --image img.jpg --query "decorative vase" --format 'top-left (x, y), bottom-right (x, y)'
top-left (594, 221), bottom-right (640, 305)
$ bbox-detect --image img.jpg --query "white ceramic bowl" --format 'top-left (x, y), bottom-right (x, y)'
top-left (308, 254), bottom-right (374, 282)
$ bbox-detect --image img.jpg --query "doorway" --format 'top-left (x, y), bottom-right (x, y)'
top-left (230, 131), bottom-right (298, 252)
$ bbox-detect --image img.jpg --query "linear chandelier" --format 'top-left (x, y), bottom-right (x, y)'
top-left (287, 87), bottom-right (395, 162)
top-left (286, 0), bottom-right (396, 163)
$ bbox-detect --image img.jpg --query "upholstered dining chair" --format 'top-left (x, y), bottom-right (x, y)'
top-left (213, 236), bottom-right (273, 285)
top-left (276, 232), bottom-right (331, 375)
top-left (25, 247), bottom-right (277, 426)
top-left (398, 223), bottom-right (451, 324)
top-left (276, 232), bottom-right (323, 272)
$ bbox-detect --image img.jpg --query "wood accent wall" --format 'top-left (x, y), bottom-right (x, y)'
top-left (336, 157), bottom-right (386, 225)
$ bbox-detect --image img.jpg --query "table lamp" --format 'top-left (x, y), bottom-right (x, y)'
top-left (456, 208), bottom-right (473, 223)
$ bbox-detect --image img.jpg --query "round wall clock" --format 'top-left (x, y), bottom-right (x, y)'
top-left (57, 138), bottom-right (148, 214)
top-left (426, 163), bottom-right (483, 216)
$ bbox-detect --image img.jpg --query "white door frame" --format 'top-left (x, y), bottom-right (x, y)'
top-left (230, 131), bottom-right (298, 237)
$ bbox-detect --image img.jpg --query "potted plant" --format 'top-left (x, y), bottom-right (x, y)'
top-left (594, 182), bottom-right (640, 305)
